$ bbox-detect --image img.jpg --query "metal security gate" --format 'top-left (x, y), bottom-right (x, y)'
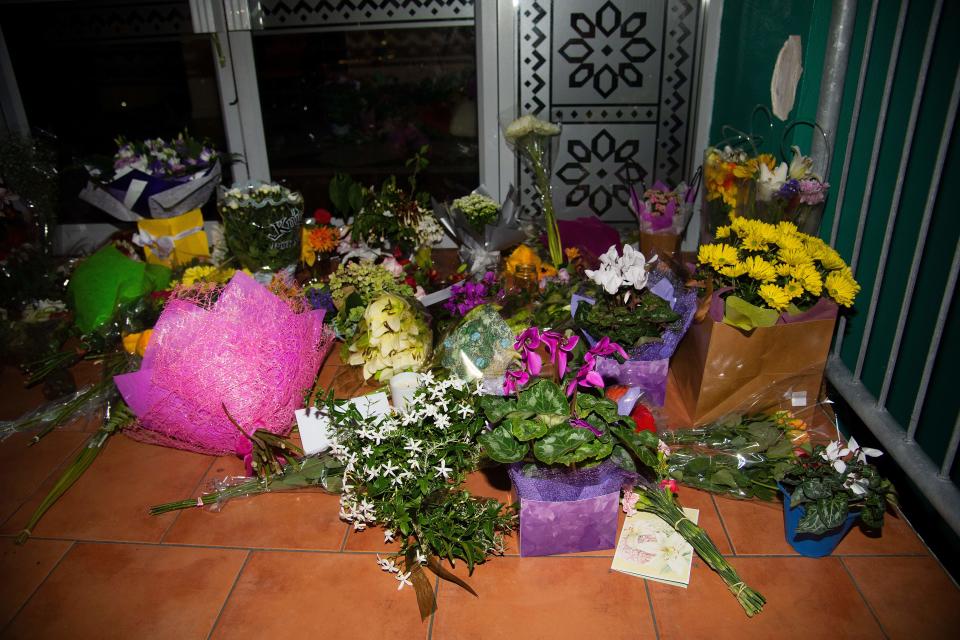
top-left (813, 0), bottom-right (960, 533)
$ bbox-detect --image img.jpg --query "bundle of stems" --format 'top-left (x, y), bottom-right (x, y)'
top-left (16, 401), bottom-right (133, 544)
top-left (632, 484), bottom-right (766, 617)
top-left (150, 453), bottom-right (344, 515)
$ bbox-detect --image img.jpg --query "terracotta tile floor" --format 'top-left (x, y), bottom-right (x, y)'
top-left (1, 356), bottom-right (959, 640)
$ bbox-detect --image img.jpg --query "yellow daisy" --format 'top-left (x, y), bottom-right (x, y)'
top-left (744, 255), bottom-right (777, 283)
top-left (825, 269), bottom-right (860, 306)
top-left (791, 263), bottom-right (823, 297)
top-left (759, 283), bottom-right (792, 311)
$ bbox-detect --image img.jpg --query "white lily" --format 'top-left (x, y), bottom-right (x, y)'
top-left (757, 161), bottom-right (788, 201)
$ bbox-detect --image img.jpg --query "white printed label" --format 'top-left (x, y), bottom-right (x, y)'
top-left (295, 392), bottom-right (391, 455)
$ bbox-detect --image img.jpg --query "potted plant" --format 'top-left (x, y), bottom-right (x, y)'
top-left (778, 437), bottom-right (897, 557)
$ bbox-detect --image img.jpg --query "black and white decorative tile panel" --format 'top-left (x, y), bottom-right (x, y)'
top-left (258, 0), bottom-right (475, 30)
top-left (519, 0), bottom-right (699, 222)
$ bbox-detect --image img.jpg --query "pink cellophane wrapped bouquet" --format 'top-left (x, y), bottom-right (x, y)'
top-left (115, 271), bottom-right (334, 455)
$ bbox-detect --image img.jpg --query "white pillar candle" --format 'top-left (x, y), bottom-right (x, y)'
top-left (389, 371), bottom-right (422, 413)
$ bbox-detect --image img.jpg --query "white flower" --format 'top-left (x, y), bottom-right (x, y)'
top-left (414, 549), bottom-right (428, 565)
top-left (435, 459), bottom-right (452, 480)
top-left (377, 554), bottom-right (398, 572)
top-left (585, 265), bottom-right (623, 295)
top-left (434, 414), bottom-right (451, 430)
top-left (396, 571), bottom-right (413, 590)
top-left (473, 380), bottom-right (485, 396)
top-left (620, 264), bottom-right (649, 291)
top-left (456, 403), bottom-right (474, 419)
top-left (403, 439), bottom-right (423, 455)
top-left (504, 114), bottom-right (561, 143)
top-left (361, 445), bottom-right (373, 458)
top-left (420, 370), bottom-right (436, 385)
top-left (844, 474), bottom-right (869, 496)
top-left (757, 161), bottom-right (788, 201)
top-left (383, 529), bottom-right (395, 543)
top-left (847, 437), bottom-right (883, 464)
top-left (820, 441), bottom-right (850, 474)
top-left (381, 460), bottom-right (399, 477)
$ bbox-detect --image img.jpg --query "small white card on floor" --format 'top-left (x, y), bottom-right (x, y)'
top-left (296, 391), bottom-right (391, 455)
top-left (611, 507), bottom-right (699, 588)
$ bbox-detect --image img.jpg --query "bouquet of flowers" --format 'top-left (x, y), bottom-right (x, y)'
top-left (321, 375), bottom-right (516, 617)
top-left (345, 292), bottom-right (432, 382)
top-left (629, 179), bottom-right (696, 260)
top-left (80, 132), bottom-right (223, 221)
top-left (219, 183), bottom-right (304, 272)
top-left (327, 259), bottom-right (414, 340)
top-left (433, 187), bottom-right (526, 275)
top-left (300, 208), bottom-right (340, 269)
top-left (504, 115), bottom-right (563, 268)
top-left (750, 146), bottom-right (829, 234)
top-left (697, 217), bottom-right (859, 330)
top-left (701, 145), bottom-right (757, 242)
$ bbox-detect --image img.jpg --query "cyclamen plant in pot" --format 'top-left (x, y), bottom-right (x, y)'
top-left (778, 437), bottom-right (896, 557)
top-left (477, 326), bottom-right (766, 616)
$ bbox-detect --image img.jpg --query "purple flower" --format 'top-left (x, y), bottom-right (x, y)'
top-left (443, 272), bottom-right (499, 317)
top-left (570, 417), bottom-right (603, 437)
top-left (540, 330), bottom-right (579, 378)
top-left (777, 178), bottom-right (801, 200)
top-left (798, 179), bottom-right (828, 205)
top-left (587, 336), bottom-right (628, 361)
top-left (565, 336), bottom-right (626, 396)
top-left (503, 368), bottom-right (530, 395)
top-left (514, 327), bottom-right (543, 376)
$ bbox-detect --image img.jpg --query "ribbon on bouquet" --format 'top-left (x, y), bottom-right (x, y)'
top-left (132, 223), bottom-right (204, 261)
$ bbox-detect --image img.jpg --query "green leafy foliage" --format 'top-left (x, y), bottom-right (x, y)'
top-left (478, 426), bottom-right (528, 463)
top-left (573, 288), bottom-right (680, 348)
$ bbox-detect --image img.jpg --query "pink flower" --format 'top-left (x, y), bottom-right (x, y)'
top-left (540, 331), bottom-right (579, 378)
top-left (569, 417), bottom-right (603, 437)
top-left (566, 360), bottom-right (605, 396)
top-left (622, 487), bottom-right (640, 515)
top-left (588, 336), bottom-right (629, 361)
top-left (659, 478), bottom-right (679, 494)
top-left (503, 369), bottom-right (530, 395)
top-left (381, 256), bottom-right (406, 277)
top-left (514, 327), bottom-right (543, 377)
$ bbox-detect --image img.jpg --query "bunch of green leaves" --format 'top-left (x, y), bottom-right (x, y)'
top-left (329, 172), bottom-right (366, 220)
top-left (780, 444), bottom-right (897, 535)
top-left (322, 375), bottom-right (515, 577)
top-left (478, 379), bottom-right (653, 469)
top-left (573, 285), bottom-right (680, 348)
top-left (662, 413), bottom-right (804, 500)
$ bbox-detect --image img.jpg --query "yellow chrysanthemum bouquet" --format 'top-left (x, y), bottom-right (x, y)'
top-left (673, 219), bottom-right (858, 424)
top-left (697, 218), bottom-right (858, 330)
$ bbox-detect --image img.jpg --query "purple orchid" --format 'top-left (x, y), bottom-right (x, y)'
top-left (569, 417), bottom-right (603, 437)
top-left (540, 330), bottom-right (579, 378)
top-left (565, 336), bottom-right (628, 397)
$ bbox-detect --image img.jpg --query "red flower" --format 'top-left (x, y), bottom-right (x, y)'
top-left (313, 208), bottom-right (332, 225)
top-left (659, 478), bottom-right (679, 494)
top-left (631, 403), bottom-right (657, 434)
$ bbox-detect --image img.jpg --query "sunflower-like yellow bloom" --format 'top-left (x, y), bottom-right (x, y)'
top-left (790, 262), bottom-right (823, 297)
top-left (719, 262), bottom-right (749, 278)
top-left (779, 247), bottom-right (813, 266)
top-left (825, 268), bottom-right (860, 306)
top-left (744, 255), bottom-right (777, 283)
top-left (783, 279), bottom-right (805, 301)
top-left (759, 283), bottom-right (792, 311)
top-left (698, 243), bottom-right (740, 269)
top-left (715, 225), bottom-right (732, 239)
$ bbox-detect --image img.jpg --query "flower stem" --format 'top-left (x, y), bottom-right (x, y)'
top-left (524, 142), bottom-right (563, 268)
top-left (634, 486), bottom-right (766, 617)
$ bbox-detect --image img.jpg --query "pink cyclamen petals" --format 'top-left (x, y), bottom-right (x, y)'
top-left (583, 370), bottom-right (605, 388)
top-left (525, 350), bottom-right (543, 376)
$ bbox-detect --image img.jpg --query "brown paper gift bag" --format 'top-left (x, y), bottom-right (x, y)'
top-left (671, 295), bottom-right (837, 425)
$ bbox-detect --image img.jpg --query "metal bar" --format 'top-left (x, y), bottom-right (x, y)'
top-left (941, 411), bottom-right (960, 479)
top-left (906, 239), bottom-right (960, 442)
top-left (834, 0), bottom-right (908, 359)
top-left (880, 63), bottom-right (960, 406)
top-left (826, 356), bottom-right (960, 534)
top-left (855, 0), bottom-right (944, 381)
top-left (829, 0), bottom-right (879, 249)
top-left (811, 0), bottom-right (858, 177)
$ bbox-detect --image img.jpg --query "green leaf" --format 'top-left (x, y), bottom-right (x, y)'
top-left (532, 425), bottom-right (594, 465)
top-left (516, 379), bottom-right (569, 416)
top-left (610, 425), bottom-right (660, 469)
top-left (576, 393), bottom-right (621, 424)
top-left (710, 468), bottom-right (740, 488)
top-left (723, 295), bottom-right (780, 331)
top-left (508, 416), bottom-right (548, 442)
top-left (610, 445), bottom-right (637, 472)
top-left (796, 494), bottom-right (849, 535)
top-left (478, 426), bottom-right (528, 463)
top-left (478, 396), bottom-right (518, 425)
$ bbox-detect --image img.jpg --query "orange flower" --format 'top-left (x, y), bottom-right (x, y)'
top-left (564, 246), bottom-right (581, 262)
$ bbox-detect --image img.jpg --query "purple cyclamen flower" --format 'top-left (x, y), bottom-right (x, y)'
top-left (587, 336), bottom-right (628, 361)
top-left (540, 330), bottom-right (579, 378)
top-left (503, 368), bottom-right (530, 395)
top-left (569, 417), bottom-right (603, 437)
top-left (514, 327), bottom-right (543, 376)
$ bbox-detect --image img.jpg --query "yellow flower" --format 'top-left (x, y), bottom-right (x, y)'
top-left (741, 234), bottom-right (770, 252)
top-left (757, 153), bottom-right (778, 171)
top-left (719, 262), bottom-right (748, 278)
top-left (122, 329), bottom-right (152, 357)
top-left (505, 244), bottom-right (557, 279)
top-left (698, 243), bottom-right (740, 269)
top-left (775, 263), bottom-right (794, 277)
top-left (783, 279), bottom-right (805, 300)
top-left (825, 268), bottom-right (860, 306)
top-left (732, 158), bottom-right (759, 179)
top-left (715, 225), bottom-right (731, 239)
top-left (564, 246), bottom-right (581, 261)
top-left (776, 221), bottom-right (799, 236)
top-left (759, 284), bottom-right (792, 311)
top-left (779, 247), bottom-right (813, 266)
top-left (704, 152), bottom-right (742, 207)
top-left (775, 233), bottom-right (805, 252)
top-left (301, 231), bottom-right (316, 266)
top-left (744, 255), bottom-right (777, 282)
top-left (180, 265), bottom-right (217, 286)
top-left (791, 263), bottom-right (823, 297)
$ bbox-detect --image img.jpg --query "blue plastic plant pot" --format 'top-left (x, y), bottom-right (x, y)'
top-left (779, 483), bottom-right (859, 557)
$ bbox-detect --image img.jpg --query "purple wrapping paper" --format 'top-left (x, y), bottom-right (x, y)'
top-left (509, 461), bottom-right (630, 556)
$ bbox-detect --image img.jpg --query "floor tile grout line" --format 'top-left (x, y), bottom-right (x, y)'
top-left (159, 456), bottom-right (218, 544)
top-left (709, 494), bottom-right (737, 556)
top-left (0, 539), bottom-right (76, 635)
top-left (839, 557), bottom-right (890, 640)
top-left (338, 525), bottom-right (351, 552)
top-left (643, 579), bottom-right (661, 640)
top-left (205, 549), bottom-right (252, 640)
top-left (426, 574), bottom-right (440, 640)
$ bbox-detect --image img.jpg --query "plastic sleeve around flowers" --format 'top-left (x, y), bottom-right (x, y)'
top-left (433, 186), bottom-right (527, 275)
